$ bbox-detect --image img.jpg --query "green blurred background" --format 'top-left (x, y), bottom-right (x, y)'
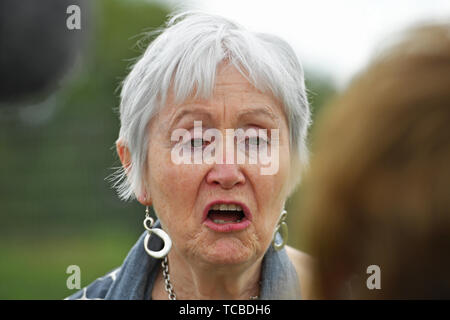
top-left (0, 0), bottom-right (336, 299)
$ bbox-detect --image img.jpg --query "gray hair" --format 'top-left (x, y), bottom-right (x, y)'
top-left (112, 11), bottom-right (311, 201)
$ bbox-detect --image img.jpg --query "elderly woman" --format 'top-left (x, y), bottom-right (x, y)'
top-left (68, 11), bottom-right (313, 300)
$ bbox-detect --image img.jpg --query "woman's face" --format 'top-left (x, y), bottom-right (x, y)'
top-left (145, 64), bottom-right (292, 267)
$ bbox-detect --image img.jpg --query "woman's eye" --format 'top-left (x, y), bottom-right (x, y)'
top-left (246, 136), bottom-right (267, 146)
top-left (190, 138), bottom-right (206, 148)
top-left (247, 137), bottom-right (258, 146)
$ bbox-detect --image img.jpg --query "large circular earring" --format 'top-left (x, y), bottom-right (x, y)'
top-left (143, 206), bottom-right (172, 259)
top-left (272, 209), bottom-right (288, 251)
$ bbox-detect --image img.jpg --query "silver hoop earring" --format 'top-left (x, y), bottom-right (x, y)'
top-left (272, 209), bottom-right (288, 251)
top-left (143, 206), bottom-right (172, 259)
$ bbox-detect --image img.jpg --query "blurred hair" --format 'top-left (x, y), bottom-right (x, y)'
top-left (300, 22), bottom-right (450, 299)
top-left (111, 11), bottom-right (311, 201)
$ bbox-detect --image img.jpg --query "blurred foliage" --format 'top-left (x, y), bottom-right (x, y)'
top-left (305, 70), bottom-right (338, 133)
top-left (0, 0), bottom-right (336, 299)
top-left (286, 70), bottom-right (337, 251)
top-left (0, 0), bottom-right (170, 299)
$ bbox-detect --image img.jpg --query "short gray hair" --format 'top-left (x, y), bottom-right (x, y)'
top-left (112, 11), bottom-right (311, 201)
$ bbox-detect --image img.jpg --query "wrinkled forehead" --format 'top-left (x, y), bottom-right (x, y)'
top-left (213, 63), bottom-right (255, 87)
top-left (156, 64), bottom-right (286, 126)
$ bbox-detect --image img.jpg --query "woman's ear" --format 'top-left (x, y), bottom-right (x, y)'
top-left (116, 138), bottom-right (131, 171)
top-left (137, 192), bottom-right (152, 206)
top-left (116, 139), bottom-right (152, 206)
top-left (287, 156), bottom-right (303, 197)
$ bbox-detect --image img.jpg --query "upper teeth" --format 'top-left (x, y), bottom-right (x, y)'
top-left (211, 203), bottom-right (243, 211)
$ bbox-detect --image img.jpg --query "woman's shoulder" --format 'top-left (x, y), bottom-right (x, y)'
top-left (64, 267), bottom-right (121, 300)
top-left (285, 246), bottom-right (315, 299)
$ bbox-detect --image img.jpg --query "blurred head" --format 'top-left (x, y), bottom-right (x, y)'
top-left (300, 23), bottom-right (450, 299)
top-left (0, 0), bottom-right (87, 104)
top-left (114, 12), bottom-right (310, 266)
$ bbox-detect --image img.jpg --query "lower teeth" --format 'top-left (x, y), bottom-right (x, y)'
top-left (213, 219), bottom-right (241, 224)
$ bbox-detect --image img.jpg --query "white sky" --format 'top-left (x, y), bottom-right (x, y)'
top-left (156, 0), bottom-right (450, 88)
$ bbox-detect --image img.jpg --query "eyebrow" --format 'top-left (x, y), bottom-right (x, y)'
top-left (168, 107), bottom-right (213, 131)
top-left (167, 104), bottom-right (281, 130)
top-left (235, 106), bottom-right (281, 126)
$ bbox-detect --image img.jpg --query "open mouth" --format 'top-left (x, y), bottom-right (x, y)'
top-left (203, 201), bottom-right (251, 232)
top-left (207, 204), bottom-right (246, 224)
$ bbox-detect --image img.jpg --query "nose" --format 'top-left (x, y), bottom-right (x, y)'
top-left (206, 163), bottom-right (246, 189)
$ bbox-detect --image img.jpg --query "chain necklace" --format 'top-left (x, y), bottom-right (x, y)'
top-left (161, 256), bottom-right (259, 300)
top-left (161, 256), bottom-right (177, 300)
